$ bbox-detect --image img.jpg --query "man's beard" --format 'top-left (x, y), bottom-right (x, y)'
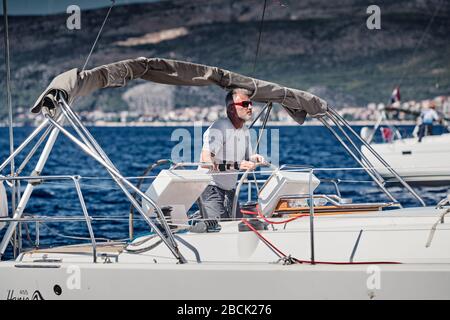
top-left (239, 113), bottom-right (252, 121)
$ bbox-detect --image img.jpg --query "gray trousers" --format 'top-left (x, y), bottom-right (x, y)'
top-left (199, 185), bottom-right (242, 220)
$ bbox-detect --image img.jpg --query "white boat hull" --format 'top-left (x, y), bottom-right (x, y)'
top-left (1, 262), bottom-right (450, 300)
top-left (363, 133), bottom-right (450, 185)
top-left (1, 207), bottom-right (450, 300)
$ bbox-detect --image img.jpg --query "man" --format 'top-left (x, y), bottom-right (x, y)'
top-left (198, 88), bottom-right (264, 227)
top-left (418, 102), bottom-right (439, 142)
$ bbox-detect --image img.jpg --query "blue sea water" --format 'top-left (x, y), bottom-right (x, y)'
top-left (0, 125), bottom-right (448, 259)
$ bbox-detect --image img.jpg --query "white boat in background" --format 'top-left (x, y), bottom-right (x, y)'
top-left (361, 105), bottom-right (450, 186)
top-left (362, 133), bottom-right (450, 186)
top-left (1, 57), bottom-right (450, 300)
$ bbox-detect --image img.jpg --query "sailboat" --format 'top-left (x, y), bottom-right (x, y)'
top-left (361, 102), bottom-right (450, 186)
top-left (0, 57), bottom-right (450, 299)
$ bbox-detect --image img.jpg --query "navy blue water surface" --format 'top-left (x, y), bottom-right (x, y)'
top-left (0, 126), bottom-right (448, 259)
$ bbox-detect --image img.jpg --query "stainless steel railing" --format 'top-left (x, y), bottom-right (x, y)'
top-left (0, 175), bottom-right (97, 262)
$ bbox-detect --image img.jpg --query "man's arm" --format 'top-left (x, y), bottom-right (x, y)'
top-left (200, 149), bottom-right (218, 170)
top-left (202, 149), bottom-right (256, 171)
top-left (244, 130), bottom-right (265, 168)
top-left (433, 110), bottom-right (440, 122)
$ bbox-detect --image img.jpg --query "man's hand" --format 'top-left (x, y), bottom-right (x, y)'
top-left (250, 154), bottom-right (265, 164)
top-left (239, 160), bottom-right (256, 171)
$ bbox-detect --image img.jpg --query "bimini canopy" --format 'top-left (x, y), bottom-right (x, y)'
top-left (32, 57), bottom-right (328, 124)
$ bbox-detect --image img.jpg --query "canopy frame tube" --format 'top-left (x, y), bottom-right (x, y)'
top-left (1, 99), bottom-right (186, 263)
top-left (44, 97), bottom-right (186, 263)
top-left (326, 113), bottom-right (385, 184)
top-left (0, 120), bottom-right (50, 174)
top-left (0, 121), bottom-right (62, 259)
top-left (319, 117), bottom-right (400, 206)
top-left (57, 95), bottom-right (183, 261)
top-left (15, 116), bottom-right (63, 177)
top-left (327, 108), bottom-right (426, 207)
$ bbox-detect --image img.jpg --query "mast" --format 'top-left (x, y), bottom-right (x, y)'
top-left (2, 0), bottom-right (18, 256)
top-left (3, 0), bottom-right (14, 174)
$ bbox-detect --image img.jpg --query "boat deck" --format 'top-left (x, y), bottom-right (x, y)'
top-left (29, 243), bottom-right (125, 255)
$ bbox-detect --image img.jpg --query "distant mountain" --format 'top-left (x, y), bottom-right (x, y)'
top-left (0, 0), bottom-right (449, 119)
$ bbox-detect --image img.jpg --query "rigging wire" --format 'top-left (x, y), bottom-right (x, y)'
top-left (82, 0), bottom-right (116, 71)
top-left (2, 0), bottom-right (14, 179)
top-left (396, 0), bottom-right (445, 89)
top-left (252, 1), bottom-right (289, 75)
top-left (39, 222), bottom-right (126, 243)
top-left (252, 0), bottom-right (268, 75)
top-left (2, 0), bottom-right (19, 258)
top-left (23, 165), bottom-right (436, 185)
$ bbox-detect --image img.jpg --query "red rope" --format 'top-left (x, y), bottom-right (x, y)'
top-left (241, 206), bottom-right (308, 225)
top-left (241, 219), bottom-right (287, 258)
top-left (240, 218), bottom-right (401, 265)
top-left (240, 210), bottom-right (258, 215)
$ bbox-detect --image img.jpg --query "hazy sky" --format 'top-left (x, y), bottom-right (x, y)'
top-left (1, 0), bottom-right (162, 15)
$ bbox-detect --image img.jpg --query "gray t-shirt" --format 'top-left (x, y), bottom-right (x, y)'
top-left (202, 118), bottom-right (252, 190)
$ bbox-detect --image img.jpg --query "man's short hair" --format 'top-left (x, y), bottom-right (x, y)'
top-left (225, 88), bottom-right (253, 107)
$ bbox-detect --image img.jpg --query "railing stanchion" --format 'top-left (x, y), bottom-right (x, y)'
top-left (72, 176), bottom-right (97, 263)
top-left (309, 168), bottom-right (315, 264)
top-left (35, 221), bottom-right (40, 249)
